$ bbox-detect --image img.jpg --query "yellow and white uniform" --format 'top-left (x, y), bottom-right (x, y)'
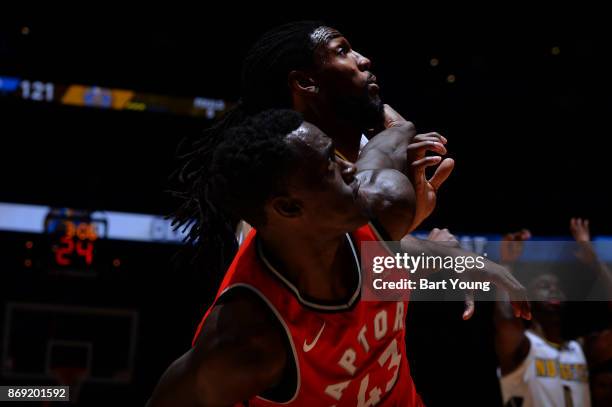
top-left (500, 330), bottom-right (591, 407)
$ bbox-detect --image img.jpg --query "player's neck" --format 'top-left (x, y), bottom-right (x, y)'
top-left (531, 315), bottom-right (563, 345)
top-left (257, 230), bottom-right (358, 303)
top-left (300, 109), bottom-right (362, 162)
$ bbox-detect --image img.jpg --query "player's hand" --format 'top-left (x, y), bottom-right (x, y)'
top-left (427, 228), bottom-right (475, 320)
top-left (486, 263), bottom-right (532, 320)
top-left (379, 104), bottom-right (449, 166)
top-left (382, 105), bottom-right (449, 149)
top-left (408, 146), bottom-right (454, 230)
top-left (391, 104), bottom-right (452, 229)
top-left (377, 104), bottom-right (454, 230)
top-left (570, 217), bottom-right (590, 242)
top-left (427, 228), bottom-right (531, 320)
top-left (364, 104), bottom-right (407, 136)
top-left (382, 104), bottom-right (408, 129)
top-left (427, 227), bottom-right (457, 245)
top-left (570, 218), bottom-right (597, 264)
top-left (500, 229), bottom-right (531, 264)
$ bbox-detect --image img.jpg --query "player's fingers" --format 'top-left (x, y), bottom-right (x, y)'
top-left (413, 132), bottom-right (447, 144)
top-left (510, 301), bottom-right (530, 320)
top-left (524, 301), bottom-right (532, 320)
top-left (508, 285), bottom-right (531, 320)
top-left (429, 158), bottom-right (455, 191)
top-left (411, 155), bottom-right (442, 169)
top-left (463, 290), bottom-right (475, 320)
top-left (407, 140), bottom-right (447, 156)
top-left (520, 229), bottom-right (532, 240)
top-left (383, 104), bottom-right (407, 128)
top-left (427, 228), bottom-right (441, 240)
top-left (494, 266), bottom-right (531, 320)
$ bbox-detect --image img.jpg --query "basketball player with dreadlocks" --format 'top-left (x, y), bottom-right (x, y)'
top-left (151, 21), bottom-right (531, 406)
top-left (172, 21), bottom-right (459, 305)
top-left (147, 108), bottom-right (530, 406)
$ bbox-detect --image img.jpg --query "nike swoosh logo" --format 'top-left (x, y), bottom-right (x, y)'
top-left (303, 322), bottom-right (326, 353)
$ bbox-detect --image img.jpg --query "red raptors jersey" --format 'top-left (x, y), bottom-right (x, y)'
top-left (193, 224), bottom-right (424, 406)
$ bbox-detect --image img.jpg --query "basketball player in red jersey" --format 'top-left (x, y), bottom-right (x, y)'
top-left (148, 109), bottom-right (529, 406)
top-left (172, 22), bottom-right (477, 321)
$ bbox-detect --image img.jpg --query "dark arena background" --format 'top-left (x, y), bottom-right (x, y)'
top-left (1, 9), bottom-right (611, 406)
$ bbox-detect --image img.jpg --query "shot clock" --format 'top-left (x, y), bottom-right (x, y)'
top-left (43, 208), bottom-right (108, 275)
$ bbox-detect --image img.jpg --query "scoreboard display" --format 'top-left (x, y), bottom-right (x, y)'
top-left (0, 202), bottom-right (187, 278)
top-left (44, 208), bottom-right (108, 274)
top-left (0, 75), bottom-right (230, 118)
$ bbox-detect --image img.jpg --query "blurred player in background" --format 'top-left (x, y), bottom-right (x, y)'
top-left (496, 218), bottom-right (612, 406)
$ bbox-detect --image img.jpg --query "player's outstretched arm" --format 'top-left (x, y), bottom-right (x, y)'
top-left (570, 217), bottom-right (612, 300)
top-left (397, 232), bottom-right (531, 322)
top-left (147, 289), bottom-right (288, 407)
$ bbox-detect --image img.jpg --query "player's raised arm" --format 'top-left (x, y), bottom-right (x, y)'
top-left (353, 105), bottom-right (453, 238)
top-left (493, 230), bottom-right (532, 374)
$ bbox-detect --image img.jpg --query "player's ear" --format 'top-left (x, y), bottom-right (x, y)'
top-left (288, 70), bottom-right (319, 95)
top-left (270, 196), bottom-right (303, 219)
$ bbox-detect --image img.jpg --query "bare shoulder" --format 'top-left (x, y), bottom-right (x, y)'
top-left (146, 287), bottom-right (290, 407)
top-left (191, 287), bottom-right (289, 404)
top-left (194, 286), bottom-right (288, 367)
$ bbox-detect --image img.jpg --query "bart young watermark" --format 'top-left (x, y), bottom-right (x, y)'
top-left (372, 252), bottom-right (486, 274)
top-left (371, 276), bottom-right (491, 292)
top-left (361, 242), bottom-right (490, 301)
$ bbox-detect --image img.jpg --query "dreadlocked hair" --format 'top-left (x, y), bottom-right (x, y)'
top-left (169, 21), bottom-right (326, 286)
top-left (170, 109), bottom-right (303, 285)
top-left (240, 20), bottom-right (324, 112)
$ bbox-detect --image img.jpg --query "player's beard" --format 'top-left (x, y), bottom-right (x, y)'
top-left (330, 88), bottom-right (384, 132)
